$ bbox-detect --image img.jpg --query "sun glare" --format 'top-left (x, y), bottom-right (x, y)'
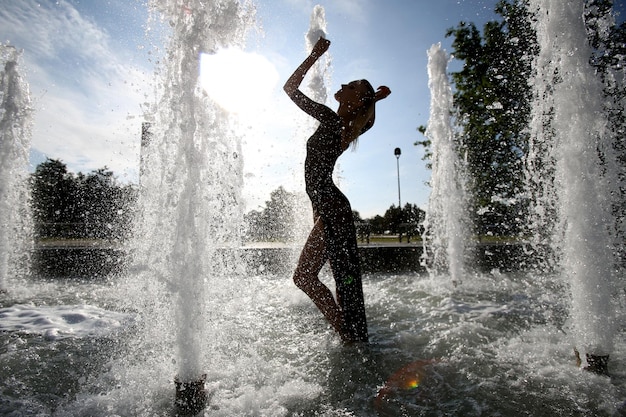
top-left (199, 49), bottom-right (279, 114)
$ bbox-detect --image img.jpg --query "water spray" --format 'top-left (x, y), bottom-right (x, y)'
top-left (528, 0), bottom-right (617, 370)
top-left (422, 43), bottom-right (468, 284)
top-left (139, 0), bottom-right (252, 412)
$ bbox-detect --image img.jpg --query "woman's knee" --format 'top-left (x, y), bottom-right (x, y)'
top-left (293, 270), bottom-right (309, 290)
top-left (293, 269), bottom-right (317, 292)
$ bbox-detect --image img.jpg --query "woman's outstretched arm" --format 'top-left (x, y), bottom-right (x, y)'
top-left (283, 37), bottom-right (336, 122)
top-left (283, 37), bottom-right (330, 98)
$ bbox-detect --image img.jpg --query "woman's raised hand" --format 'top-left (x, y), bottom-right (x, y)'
top-left (375, 86), bottom-right (391, 102)
top-left (311, 37), bottom-right (331, 57)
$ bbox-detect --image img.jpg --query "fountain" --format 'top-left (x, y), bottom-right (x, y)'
top-left (304, 5), bottom-right (330, 105)
top-left (527, 0), bottom-right (617, 372)
top-left (422, 43), bottom-right (469, 285)
top-left (0, 45), bottom-right (32, 292)
top-left (2, 1), bottom-right (626, 416)
top-left (132, 0), bottom-right (253, 414)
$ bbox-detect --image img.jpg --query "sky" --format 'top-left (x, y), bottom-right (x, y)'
top-left (1, 0), bottom-right (624, 218)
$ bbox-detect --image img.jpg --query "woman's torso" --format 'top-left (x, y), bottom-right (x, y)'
top-left (304, 117), bottom-right (345, 211)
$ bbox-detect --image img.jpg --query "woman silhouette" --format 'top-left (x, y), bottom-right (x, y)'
top-left (284, 37), bottom-right (390, 342)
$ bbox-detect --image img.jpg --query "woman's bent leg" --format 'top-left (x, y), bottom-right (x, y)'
top-left (324, 209), bottom-right (368, 342)
top-left (293, 218), bottom-right (344, 334)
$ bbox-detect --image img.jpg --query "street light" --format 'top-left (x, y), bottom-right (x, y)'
top-left (394, 147), bottom-right (401, 209)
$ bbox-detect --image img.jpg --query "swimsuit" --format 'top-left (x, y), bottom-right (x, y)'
top-left (291, 89), bottom-right (368, 342)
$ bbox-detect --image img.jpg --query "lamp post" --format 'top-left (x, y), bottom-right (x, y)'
top-left (394, 147), bottom-right (401, 209)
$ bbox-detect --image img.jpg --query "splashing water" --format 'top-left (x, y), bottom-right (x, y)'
top-left (527, 0), bottom-right (616, 358)
top-left (287, 5), bottom-right (331, 254)
top-left (0, 45), bottom-right (32, 291)
top-left (422, 43), bottom-right (468, 283)
top-left (133, 0), bottom-right (253, 383)
top-left (305, 5), bottom-right (330, 105)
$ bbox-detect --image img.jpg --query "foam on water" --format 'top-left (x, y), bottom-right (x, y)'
top-left (2, 268), bottom-right (626, 415)
top-left (0, 304), bottom-right (135, 340)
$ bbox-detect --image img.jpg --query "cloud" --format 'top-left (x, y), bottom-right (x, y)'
top-left (1, 1), bottom-right (119, 80)
top-left (32, 89), bottom-right (142, 179)
top-left (0, 0), bottom-right (152, 181)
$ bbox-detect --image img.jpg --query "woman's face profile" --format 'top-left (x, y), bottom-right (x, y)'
top-left (335, 81), bottom-right (369, 108)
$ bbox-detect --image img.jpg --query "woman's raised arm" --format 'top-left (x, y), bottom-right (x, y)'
top-left (283, 37), bottom-right (330, 98)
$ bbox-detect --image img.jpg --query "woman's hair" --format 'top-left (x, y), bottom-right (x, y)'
top-left (348, 79), bottom-right (376, 150)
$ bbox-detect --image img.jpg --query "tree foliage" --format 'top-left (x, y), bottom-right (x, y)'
top-left (243, 187), bottom-right (426, 242)
top-left (419, 0), bottom-right (626, 239)
top-left (584, 0), bottom-right (626, 242)
top-left (243, 186), bottom-right (307, 242)
top-left (372, 203), bottom-right (425, 235)
top-left (30, 158), bottom-right (136, 240)
top-left (445, 0), bottom-right (537, 236)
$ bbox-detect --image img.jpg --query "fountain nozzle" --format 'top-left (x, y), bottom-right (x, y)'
top-left (574, 348), bottom-right (609, 376)
top-left (175, 374), bottom-right (207, 415)
top-left (585, 353), bottom-right (609, 375)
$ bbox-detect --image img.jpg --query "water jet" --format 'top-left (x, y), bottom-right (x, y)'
top-left (0, 44), bottom-right (32, 291)
top-left (527, 0), bottom-right (618, 371)
top-left (422, 43), bottom-right (469, 285)
top-left (134, 0), bottom-right (252, 411)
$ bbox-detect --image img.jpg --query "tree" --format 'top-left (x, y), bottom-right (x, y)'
top-left (402, 203), bottom-right (426, 235)
top-left (417, 0), bottom-right (626, 241)
top-left (368, 215), bottom-right (386, 235)
top-left (584, 0), bottom-right (626, 247)
top-left (415, 125), bottom-right (432, 171)
top-left (243, 186), bottom-right (306, 242)
top-left (364, 203), bottom-right (425, 240)
top-left (30, 158), bottom-right (136, 240)
top-left (386, 203), bottom-right (425, 242)
top-left (31, 158), bottom-right (75, 237)
top-left (383, 205), bottom-right (403, 235)
top-left (244, 187), bottom-right (426, 243)
top-left (444, 0), bottom-right (538, 237)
